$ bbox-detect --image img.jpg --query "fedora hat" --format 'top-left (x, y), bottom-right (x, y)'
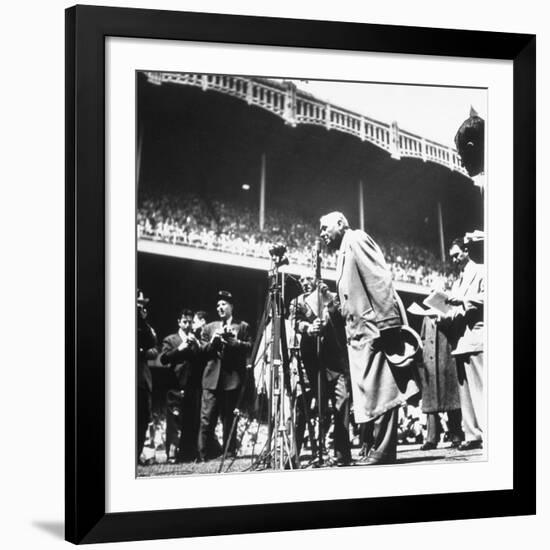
top-left (137, 289), bottom-right (149, 305)
top-left (383, 325), bottom-right (422, 368)
top-left (217, 290), bottom-right (234, 305)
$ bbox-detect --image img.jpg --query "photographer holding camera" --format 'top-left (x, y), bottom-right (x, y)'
top-left (159, 309), bottom-right (202, 463)
top-left (198, 291), bottom-right (252, 461)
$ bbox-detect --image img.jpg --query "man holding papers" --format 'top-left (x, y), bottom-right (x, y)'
top-left (443, 238), bottom-right (485, 450)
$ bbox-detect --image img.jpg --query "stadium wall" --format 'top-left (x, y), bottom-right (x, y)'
top-left (137, 250), bottom-right (427, 345)
top-left (138, 240), bottom-right (430, 296)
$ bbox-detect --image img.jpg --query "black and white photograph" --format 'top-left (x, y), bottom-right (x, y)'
top-left (135, 71), bottom-right (487, 477)
top-left (1, 0), bottom-right (543, 546)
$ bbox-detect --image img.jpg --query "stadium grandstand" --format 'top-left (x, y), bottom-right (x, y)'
top-left (136, 71), bottom-right (483, 340)
top-left (138, 190), bottom-right (455, 289)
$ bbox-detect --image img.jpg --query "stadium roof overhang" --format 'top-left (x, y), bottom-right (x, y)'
top-left (145, 71), bottom-right (471, 179)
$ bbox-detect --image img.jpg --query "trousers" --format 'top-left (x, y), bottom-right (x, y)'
top-left (456, 352), bottom-right (484, 442)
top-left (198, 388), bottom-right (239, 459)
top-left (425, 409), bottom-right (464, 445)
top-left (363, 406), bottom-right (398, 463)
top-left (295, 370), bottom-right (351, 462)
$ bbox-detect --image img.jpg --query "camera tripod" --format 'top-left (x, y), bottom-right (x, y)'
top-left (215, 256), bottom-right (298, 472)
top-left (245, 252), bottom-right (319, 471)
top-left (250, 258), bottom-right (301, 470)
top-left (217, 250), bottom-right (333, 473)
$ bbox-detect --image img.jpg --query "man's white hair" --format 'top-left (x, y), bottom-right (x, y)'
top-left (320, 211), bottom-right (349, 228)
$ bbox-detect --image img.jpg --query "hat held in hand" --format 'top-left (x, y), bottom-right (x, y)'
top-left (382, 326), bottom-right (422, 367)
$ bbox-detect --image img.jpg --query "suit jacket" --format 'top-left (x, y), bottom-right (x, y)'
top-left (294, 292), bottom-right (349, 381)
top-left (444, 260), bottom-right (485, 356)
top-left (201, 319), bottom-right (252, 391)
top-left (159, 331), bottom-right (202, 389)
top-left (336, 229), bottom-right (419, 422)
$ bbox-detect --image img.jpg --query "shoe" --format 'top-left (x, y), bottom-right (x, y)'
top-left (334, 456), bottom-right (353, 467)
top-left (357, 451), bottom-right (374, 463)
top-left (177, 453), bottom-right (198, 463)
top-left (449, 440), bottom-right (462, 448)
top-left (420, 441), bottom-right (437, 451)
top-left (458, 440), bottom-right (482, 451)
top-left (363, 455), bottom-right (396, 466)
top-left (358, 444), bottom-right (371, 459)
top-left (361, 450), bottom-right (396, 466)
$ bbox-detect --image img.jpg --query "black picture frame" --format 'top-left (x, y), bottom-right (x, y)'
top-left (65, 4), bottom-right (536, 544)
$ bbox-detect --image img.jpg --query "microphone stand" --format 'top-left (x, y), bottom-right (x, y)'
top-left (313, 238), bottom-right (332, 467)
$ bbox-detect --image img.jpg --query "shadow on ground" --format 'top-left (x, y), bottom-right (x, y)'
top-left (33, 521), bottom-right (64, 540)
top-left (137, 443), bottom-right (485, 477)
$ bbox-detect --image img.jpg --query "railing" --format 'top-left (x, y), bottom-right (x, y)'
top-left (145, 71), bottom-right (470, 178)
top-left (137, 236), bottom-right (433, 295)
top-left (137, 225), bottom-right (450, 291)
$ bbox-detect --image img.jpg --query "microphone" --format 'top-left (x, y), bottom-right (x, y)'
top-left (315, 237), bottom-right (322, 253)
top-left (313, 237), bottom-right (322, 280)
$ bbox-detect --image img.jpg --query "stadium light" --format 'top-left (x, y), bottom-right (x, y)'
top-left (242, 184), bottom-right (250, 191)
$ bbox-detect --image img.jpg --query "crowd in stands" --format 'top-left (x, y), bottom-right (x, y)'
top-left (137, 191), bottom-right (456, 288)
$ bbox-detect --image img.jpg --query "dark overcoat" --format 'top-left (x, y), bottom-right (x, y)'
top-left (336, 229), bottom-right (419, 423)
top-left (419, 316), bottom-right (461, 413)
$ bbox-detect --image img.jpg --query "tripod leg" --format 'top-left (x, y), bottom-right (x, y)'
top-left (294, 356), bottom-right (318, 459)
top-left (237, 288), bottom-right (273, 471)
top-left (218, 406), bottom-right (240, 473)
top-left (250, 265), bottom-right (305, 472)
top-left (317, 359), bottom-right (325, 465)
top-left (281, 430), bottom-right (294, 469)
top-left (248, 291), bottom-right (272, 369)
top-left (278, 318), bottom-right (301, 467)
top-left (220, 415), bottom-right (256, 473)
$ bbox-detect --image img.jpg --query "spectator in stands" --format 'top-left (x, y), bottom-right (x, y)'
top-left (137, 190), bottom-right (456, 288)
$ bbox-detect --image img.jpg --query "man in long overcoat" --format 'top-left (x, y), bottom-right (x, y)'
top-left (319, 211), bottom-right (419, 465)
top-left (418, 314), bottom-right (463, 449)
